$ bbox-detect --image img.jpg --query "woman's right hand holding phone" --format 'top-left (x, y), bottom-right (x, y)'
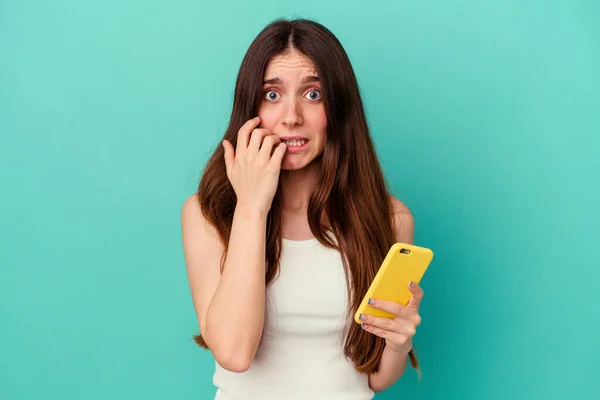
top-left (222, 116), bottom-right (287, 217)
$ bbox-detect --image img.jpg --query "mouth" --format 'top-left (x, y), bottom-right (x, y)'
top-left (282, 138), bottom-right (309, 153)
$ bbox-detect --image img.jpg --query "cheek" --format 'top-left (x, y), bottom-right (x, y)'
top-left (307, 109), bottom-right (328, 140)
top-left (303, 104), bottom-right (326, 125)
top-left (315, 113), bottom-right (327, 132)
top-left (257, 106), bottom-right (278, 130)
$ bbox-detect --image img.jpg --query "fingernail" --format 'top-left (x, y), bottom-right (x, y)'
top-left (255, 116), bottom-right (260, 120)
top-left (361, 323), bottom-right (365, 328)
top-left (359, 314), bottom-right (365, 321)
top-left (368, 298), bottom-right (374, 305)
top-left (409, 281), bottom-right (413, 287)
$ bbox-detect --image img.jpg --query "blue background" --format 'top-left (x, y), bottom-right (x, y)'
top-left (2, 1), bottom-right (599, 399)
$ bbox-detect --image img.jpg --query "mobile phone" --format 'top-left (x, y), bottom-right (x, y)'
top-left (354, 242), bottom-right (434, 323)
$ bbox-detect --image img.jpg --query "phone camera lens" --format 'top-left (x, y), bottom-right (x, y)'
top-left (400, 249), bottom-right (405, 254)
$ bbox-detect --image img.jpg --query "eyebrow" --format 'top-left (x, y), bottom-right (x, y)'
top-left (263, 75), bottom-right (320, 85)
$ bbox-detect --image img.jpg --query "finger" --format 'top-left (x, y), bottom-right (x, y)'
top-left (390, 317), bottom-right (417, 336)
top-left (222, 140), bottom-right (234, 174)
top-left (258, 134), bottom-right (282, 160)
top-left (363, 324), bottom-right (412, 351)
top-left (236, 117), bottom-right (262, 154)
top-left (248, 128), bottom-right (273, 155)
top-left (361, 323), bottom-right (413, 345)
top-left (360, 322), bottom-right (394, 340)
top-left (358, 313), bottom-right (399, 332)
top-left (269, 141), bottom-right (287, 167)
top-left (360, 312), bottom-right (420, 332)
top-left (407, 281), bottom-right (424, 309)
top-left (366, 298), bottom-right (408, 318)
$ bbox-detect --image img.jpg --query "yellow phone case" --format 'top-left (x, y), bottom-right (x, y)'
top-left (354, 242), bottom-right (434, 324)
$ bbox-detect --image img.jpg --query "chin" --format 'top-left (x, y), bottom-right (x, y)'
top-left (280, 156), bottom-right (305, 170)
top-left (280, 162), bottom-right (305, 171)
top-left (281, 155), bottom-right (321, 171)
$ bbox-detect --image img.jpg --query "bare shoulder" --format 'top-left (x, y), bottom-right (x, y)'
top-left (388, 194), bottom-right (411, 215)
top-left (181, 194), bottom-right (219, 238)
top-left (181, 193), bottom-right (224, 258)
top-left (181, 193), bottom-right (203, 222)
top-left (388, 194), bottom-right (415, 244)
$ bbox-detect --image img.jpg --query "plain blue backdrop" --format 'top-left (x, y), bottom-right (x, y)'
top-left (1, 1), bottom-right (599, 399)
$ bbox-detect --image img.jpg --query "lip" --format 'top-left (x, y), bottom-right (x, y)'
top-left (280, 136), bottom-right (308, 141)
top-left (280, 137), bottom-right (310, 153)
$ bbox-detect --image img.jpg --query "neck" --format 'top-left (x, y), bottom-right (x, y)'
top-left (279, 159), bottom-right (320, 213)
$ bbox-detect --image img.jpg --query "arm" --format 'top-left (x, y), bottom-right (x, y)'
top-left (181, 194), bottom-right (268, 372)
top-left (368, 195), bottom-right (415, 392)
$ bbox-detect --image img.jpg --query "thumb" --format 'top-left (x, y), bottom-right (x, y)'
top-left (222, 140), bottom-right (234, 172)
top-left (406, 281), bottom-right (424, 309)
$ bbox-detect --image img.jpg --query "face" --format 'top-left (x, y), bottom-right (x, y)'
top-left (257, 50), bottom-right (327, 171)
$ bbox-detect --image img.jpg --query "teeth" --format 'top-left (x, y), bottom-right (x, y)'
top-left (284, 139), bottom-right (307, 147)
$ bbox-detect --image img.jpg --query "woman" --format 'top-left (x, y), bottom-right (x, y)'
top-left (181, 18), bottom-right (424, 399)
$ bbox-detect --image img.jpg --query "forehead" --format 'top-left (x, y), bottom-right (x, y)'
top-left (264, 51), bottom-right (318, 80)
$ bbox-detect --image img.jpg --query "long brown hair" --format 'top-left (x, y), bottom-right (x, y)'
top-left (192, 18), bottom-right (420, 376)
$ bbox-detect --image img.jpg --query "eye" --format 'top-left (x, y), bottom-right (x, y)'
top-left (264, 90), bottom-right (280, 101)
top-left (305, 89), bottom-right (321, 101)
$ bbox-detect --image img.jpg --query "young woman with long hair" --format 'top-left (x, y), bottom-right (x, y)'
top-left (181, 18), bottom-right (425, 399)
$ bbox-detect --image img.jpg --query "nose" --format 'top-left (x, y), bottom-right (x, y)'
top-left (282, 97), bottom-right (303, 128)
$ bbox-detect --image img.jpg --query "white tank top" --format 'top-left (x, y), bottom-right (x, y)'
top-left (212, 236), bottom-right (374, 400)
